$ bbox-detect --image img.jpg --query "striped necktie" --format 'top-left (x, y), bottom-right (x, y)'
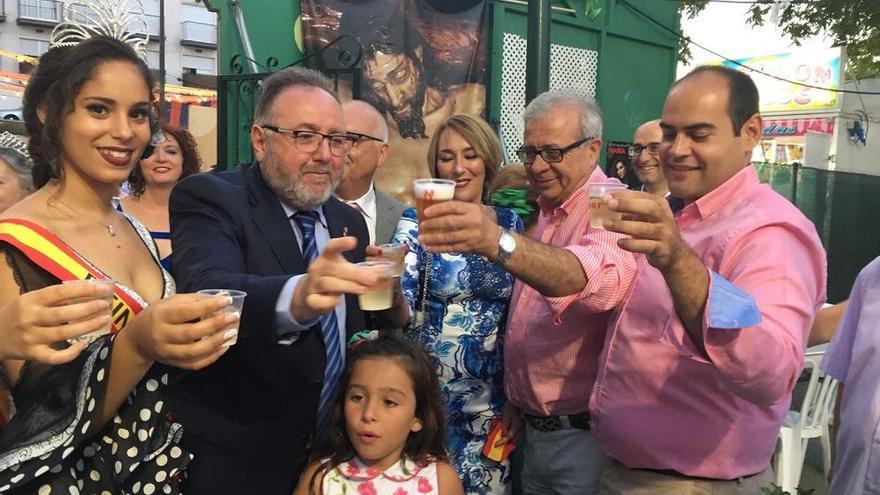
top-left (292, 211), bottom-right (343, 439)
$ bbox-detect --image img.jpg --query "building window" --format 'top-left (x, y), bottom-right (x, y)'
top-left (146, 50), bottom-right (160, 70)
top-left (19, 37), bottom-right (49, 57)
top-left (181, 54), bottom-right (215, 76)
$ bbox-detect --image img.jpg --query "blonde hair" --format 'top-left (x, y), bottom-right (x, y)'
top-left (426, 114), bottom-right (501, 200)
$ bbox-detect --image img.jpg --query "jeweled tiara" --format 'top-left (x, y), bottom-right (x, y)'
top-left (0, 132), bottom-right (30, 161)
top-left (48, 0), bottom-right (150, 60)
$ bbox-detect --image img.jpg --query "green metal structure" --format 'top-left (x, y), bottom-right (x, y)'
top-left (205, 0), bottom-right (681, 166)
top-left (487, 0), bottom-right (679, 145)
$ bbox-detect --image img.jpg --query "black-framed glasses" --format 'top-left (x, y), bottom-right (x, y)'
top-left (260, 125), bottom-right (356, 157)
top-left (517, 137), bottom-right (593, 165)
top-left (346, 132), bottom-right (386, 148)
top-left (628, 143), bottom-right (660, 157)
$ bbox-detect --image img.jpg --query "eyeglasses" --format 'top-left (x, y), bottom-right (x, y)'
top-left (260, 125), bottom-right (355, 157)
top-left (347, 132), bottom-right (385, 148)
top-left (516, 137), bottom-right (593, 165)
top-left (628, 143), bottom-right (660, 157)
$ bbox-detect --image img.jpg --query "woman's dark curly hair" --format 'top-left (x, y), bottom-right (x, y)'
top-left (307, 333), bottom-right (448, 494)
top-left (127, 122), bottom-right (202, 197)
top-left (22, 36), bottom-right (157, 189)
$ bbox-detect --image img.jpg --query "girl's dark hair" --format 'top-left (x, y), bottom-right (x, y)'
top-left (128, 122), bottom-right (202, 197)
top-left (309, 333), bottom-right (447, 493)
top-left (22, 36), bottom-right (157, 189)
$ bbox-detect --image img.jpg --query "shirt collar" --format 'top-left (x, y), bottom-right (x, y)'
top-left (339, 184), bottom-right (377, 219)
top-left (683, 164), bottom-right (759, 221)
top-left (279, 200), bottom-right (328, 228)
top-left (537, 165), bottom-right (613, 215)
top-left (337, 456), bottom-right (423, 482)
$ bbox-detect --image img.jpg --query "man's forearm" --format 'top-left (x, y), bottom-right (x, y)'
top-left (491, 231), bottom-right (587, 297)
top-left (661, 247), bottom-right (710, 355)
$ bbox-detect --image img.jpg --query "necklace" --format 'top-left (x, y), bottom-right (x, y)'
top-left (49, 194), bottom-right (119, 237)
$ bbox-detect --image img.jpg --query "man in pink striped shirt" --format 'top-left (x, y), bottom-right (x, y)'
top-left (420, 91), bottom-right (636, 494)
top-left (593, 66), bottom-right (827, 493)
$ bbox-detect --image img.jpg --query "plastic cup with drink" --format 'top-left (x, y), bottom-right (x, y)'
top-left (374, 243), bottom-right (406, 277)
top-left (62, 278), bottom-right (116, 344)
top-left (413, 178), bottom-right (456, 235)
top-left (355, 260), bottom-right (397, 311)
top-left (588, 183), bottom-right (629, 229)
top-left (197, 289), bottom-right (247, 347)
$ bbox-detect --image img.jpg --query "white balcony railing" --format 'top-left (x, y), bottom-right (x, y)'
top-left (180, 20), bottom-right (216, 47)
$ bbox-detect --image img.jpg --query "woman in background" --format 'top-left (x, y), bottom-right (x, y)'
top-left (119, 122), bottom-right (201, 270)
top-left (393, 114), bottom-right (522, 495)
top-left (0, 132), bottom-right (35, 213)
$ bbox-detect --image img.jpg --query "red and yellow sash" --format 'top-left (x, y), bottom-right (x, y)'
top-left (0, 219), bottom-right (145, 333)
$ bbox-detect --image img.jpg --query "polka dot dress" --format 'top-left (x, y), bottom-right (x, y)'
top-left (0, 215), bottom-right (189, 494)
top-left (0, 339), bottom-right (190, 494)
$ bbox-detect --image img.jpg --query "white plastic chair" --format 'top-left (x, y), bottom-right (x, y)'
top-left (774, 349), bottom-right (839, 492)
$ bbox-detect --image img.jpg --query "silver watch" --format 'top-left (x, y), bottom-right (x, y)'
top-left (495, 228), bottom-right (516, 267)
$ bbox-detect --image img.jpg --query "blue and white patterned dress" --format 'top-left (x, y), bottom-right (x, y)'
top-left (392, 206), bottom-right (523, 495)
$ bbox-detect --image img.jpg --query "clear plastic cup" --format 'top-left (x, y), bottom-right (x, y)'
top-left (587, 183), bottom-right (629, 229)
top-left (374, 243), bottom-right (406, 277)
top-left (355, 261), bottom-right (397, 311)
top-left (62, 278), bottom-right (116, 344)
top-left (413, 178), bottom-right (456, 234)
top-left (197, 289), bottom-right (247, 347)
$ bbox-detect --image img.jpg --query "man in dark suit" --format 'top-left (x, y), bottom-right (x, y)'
top-left (336, 100), bottom-right (406, 245)
top-left (169, 67), bottom-right (407, 495)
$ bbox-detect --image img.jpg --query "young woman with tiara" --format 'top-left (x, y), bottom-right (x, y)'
top-left (0, 4), bottom-right (236, 492)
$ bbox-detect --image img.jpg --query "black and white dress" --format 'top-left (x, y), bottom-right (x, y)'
top-left (0, 216), bottom-right (189, 494)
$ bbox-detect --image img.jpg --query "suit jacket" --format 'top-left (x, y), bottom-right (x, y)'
top-left (168, 162), bottom-right (369, 495)
top-left (374, 188), bottom-right (407, 245)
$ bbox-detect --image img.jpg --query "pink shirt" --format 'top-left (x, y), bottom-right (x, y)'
top-left (590, 166), bottom-right (826, 479)
top-left (504, 167), bottom-right (636, 416)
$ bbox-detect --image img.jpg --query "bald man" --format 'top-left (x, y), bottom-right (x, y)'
top-left (337, 100), bottom-right (406, 244)
top-left (631, 119), bottom-right (669, 197)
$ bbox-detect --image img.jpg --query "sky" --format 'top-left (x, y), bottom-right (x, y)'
top-left (677, 2), bottom-right (836, 77)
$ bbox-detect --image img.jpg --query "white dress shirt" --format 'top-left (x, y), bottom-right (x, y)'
top-left (337, 185), bottom-right (377, 245)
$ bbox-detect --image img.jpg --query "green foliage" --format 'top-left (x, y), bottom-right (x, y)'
top-left (584, 0), bottom-right (603, 21)
top-left (678, 0), bottom-right (880, 79)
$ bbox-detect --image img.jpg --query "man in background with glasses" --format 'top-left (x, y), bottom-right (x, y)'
top-left (418, 89), bottom-right (636, 494)
top-left (335, 100), bottom-right (406, 245)
top-left (169, 67), bottom-right (408, 495)
top-left (631, 119), bottom-right (669, 198)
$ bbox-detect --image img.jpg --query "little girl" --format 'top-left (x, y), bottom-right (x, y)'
top-left (294, 332), bottom-right (464, 495)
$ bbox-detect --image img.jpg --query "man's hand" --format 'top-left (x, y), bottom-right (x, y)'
top-left (605, 190), bottom-right (710, 352)
top-left (497, 401), bottom-right (522, 447)
top-left (291, 236), bottom-right (382, 321)
top-left (604, 191), bottom-right (689, 272)
top-left (418, 201), bottom-right (501, 258)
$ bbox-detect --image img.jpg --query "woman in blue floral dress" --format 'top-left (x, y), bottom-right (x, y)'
top-left (393, 115), bottom-right (523, 495)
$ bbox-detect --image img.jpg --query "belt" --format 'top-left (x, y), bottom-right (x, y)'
top-left (522, 411), bottom-right (591, 432)
top-left (635, 467), bottom-right (763, 482)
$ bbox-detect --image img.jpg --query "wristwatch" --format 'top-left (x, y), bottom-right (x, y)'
top-left (495, 228), bottom-right (516, 267)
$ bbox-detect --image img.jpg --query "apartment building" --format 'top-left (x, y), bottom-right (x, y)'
top-left (0, 0), bottom-right (218, 81)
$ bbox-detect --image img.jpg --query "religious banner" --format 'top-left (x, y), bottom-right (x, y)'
top-left (300, 0), bottom-right (489, 203)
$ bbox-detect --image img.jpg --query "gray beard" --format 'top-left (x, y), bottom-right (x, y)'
top-left (261, 156), bottom-right (340, 211)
